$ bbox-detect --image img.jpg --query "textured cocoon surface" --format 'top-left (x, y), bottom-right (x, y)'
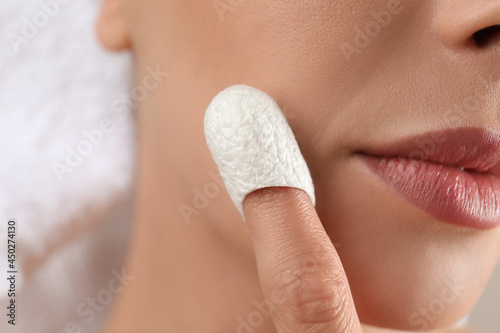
top-left (204, 84), bottom-right (316, 217)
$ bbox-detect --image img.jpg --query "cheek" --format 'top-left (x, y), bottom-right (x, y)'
top-left (188, 1), bottom-right (418, 161)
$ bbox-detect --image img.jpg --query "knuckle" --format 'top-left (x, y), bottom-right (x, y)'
top-left (271, 259), bottom-right (353, 327)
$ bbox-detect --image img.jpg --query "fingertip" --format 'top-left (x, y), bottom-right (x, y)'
top-left (242, 186), bottom-right (318, 239)
top-left (243, 187), bottom-right (314, 217)
top-left (203, 85), bottom-right (316, 220)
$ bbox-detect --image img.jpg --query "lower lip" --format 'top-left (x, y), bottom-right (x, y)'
top-left (360, 154), bottom-right (500, 230)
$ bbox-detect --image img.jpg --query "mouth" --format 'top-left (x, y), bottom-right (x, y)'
top-left (357, 127), bottom-right (500, 230)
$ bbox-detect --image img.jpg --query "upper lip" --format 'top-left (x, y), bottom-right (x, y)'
top-left (359, 127), bottom-right (500, 175)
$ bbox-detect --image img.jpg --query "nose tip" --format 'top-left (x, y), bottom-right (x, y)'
top-left (433, 0), bottom-right (500, 49)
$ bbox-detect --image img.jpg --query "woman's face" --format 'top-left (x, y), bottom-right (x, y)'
top-left (114, 0), bottom-right (500, 330)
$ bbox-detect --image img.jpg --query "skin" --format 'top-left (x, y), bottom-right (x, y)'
top-left (96, 0), bottom-right (500, 332)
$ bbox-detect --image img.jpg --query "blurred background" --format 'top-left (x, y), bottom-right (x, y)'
top-left (0, 0), bottom-right (134, 332)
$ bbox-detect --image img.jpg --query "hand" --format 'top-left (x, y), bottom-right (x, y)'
top-left (243, 186), bottom-right (363, 333)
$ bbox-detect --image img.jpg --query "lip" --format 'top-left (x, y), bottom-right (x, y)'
top-left (358, 127), bottom-right (500, 230)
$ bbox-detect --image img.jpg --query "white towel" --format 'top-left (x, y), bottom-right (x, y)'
top-left (0, 0), bottom-right (134, 332)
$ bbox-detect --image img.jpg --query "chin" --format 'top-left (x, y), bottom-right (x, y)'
top-left (352, 276), bottom-right (477, 331)
top-left (312, 153), bottom-right (500, 331)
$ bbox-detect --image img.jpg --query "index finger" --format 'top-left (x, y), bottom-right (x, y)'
top-left (204, 84), bottom-right (362, 333)
top-left (243, 186), bottom-right (362, 333)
